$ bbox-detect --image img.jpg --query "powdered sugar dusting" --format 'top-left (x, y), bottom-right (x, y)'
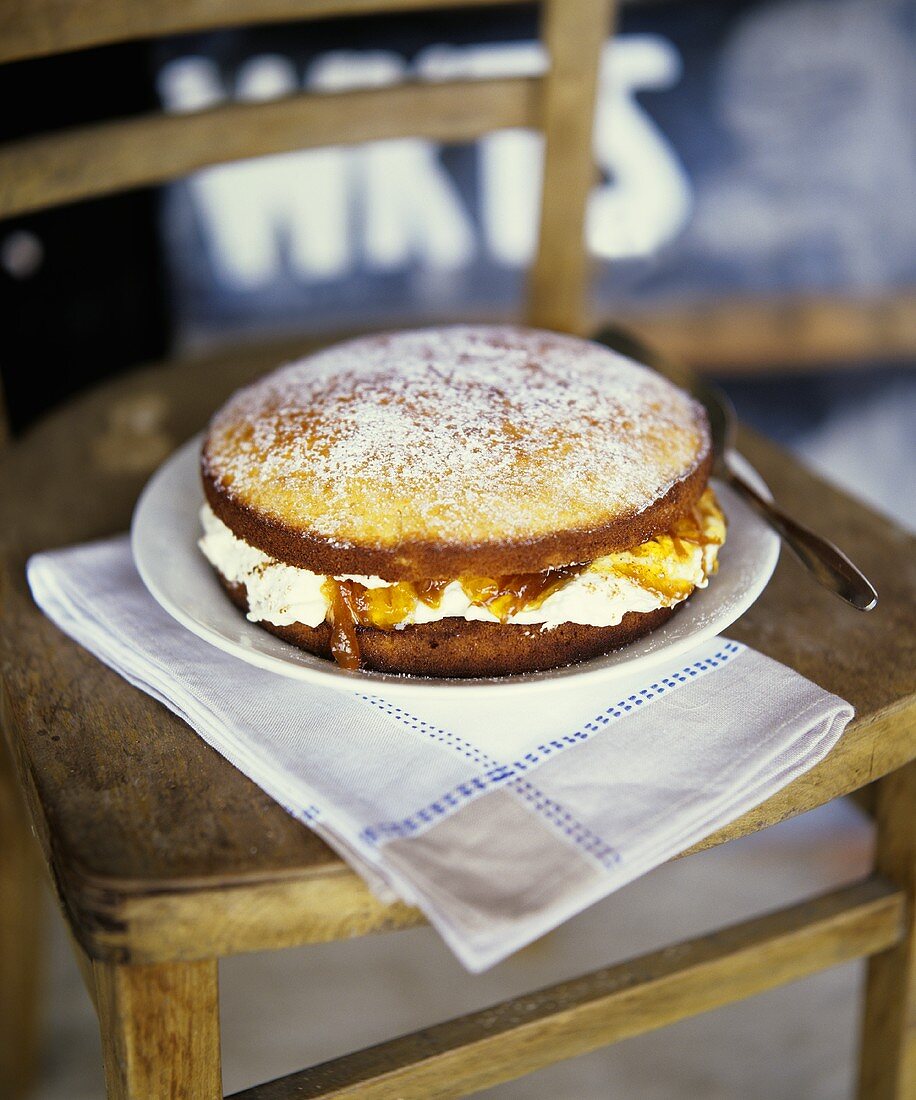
top-left (203, 326), bottom-right (708, 549)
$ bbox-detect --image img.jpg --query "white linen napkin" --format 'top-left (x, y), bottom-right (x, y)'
top-left (27, 537), bottom-right (853, 972)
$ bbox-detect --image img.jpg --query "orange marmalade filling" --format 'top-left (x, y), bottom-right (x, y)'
top-left (322, 488), bottom-right (725, 670)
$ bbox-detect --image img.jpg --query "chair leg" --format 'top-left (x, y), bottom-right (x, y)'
top-left (857, 761), bottom-right (916, 1099)
top-left (94, 959), bottom-right (221, 1100)
top-left (0, 729), bottom-right (44, 1099)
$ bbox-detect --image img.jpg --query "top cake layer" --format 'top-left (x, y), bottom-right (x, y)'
top-left (202, 326), bottom-right (712, 579)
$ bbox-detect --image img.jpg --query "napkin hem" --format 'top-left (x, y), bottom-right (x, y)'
top-left (357, 640), bottom-right (744, 848)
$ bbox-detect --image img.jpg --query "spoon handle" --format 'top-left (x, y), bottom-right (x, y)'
top-left (723, 456), bottom-right (878, 611)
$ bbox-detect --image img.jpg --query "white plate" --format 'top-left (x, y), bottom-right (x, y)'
top-left (131, 435), bottom-right (779, 699)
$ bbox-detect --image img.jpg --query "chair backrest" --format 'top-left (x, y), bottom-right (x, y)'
top-left (0, 0), bottom-right (615, 440)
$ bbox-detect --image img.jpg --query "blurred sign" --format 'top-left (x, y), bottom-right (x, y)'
top-left (155, 0), bottom-right (916, 338)
top-left (159, 36), bottom-right (691, 284)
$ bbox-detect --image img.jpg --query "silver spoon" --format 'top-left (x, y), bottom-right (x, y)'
top-left (592, 325), bottom-right (878, 611)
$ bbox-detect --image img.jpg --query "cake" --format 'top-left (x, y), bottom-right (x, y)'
top-left (199, 325), bottom-right (726, 677)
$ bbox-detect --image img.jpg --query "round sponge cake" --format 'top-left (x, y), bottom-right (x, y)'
top-left (203, 325), bottom-right (712, 581)
top-left (200, 325), bottom-right (720, 677)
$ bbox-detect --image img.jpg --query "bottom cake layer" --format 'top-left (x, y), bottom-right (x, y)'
top-left (220, 576), bottom-right (679, 678)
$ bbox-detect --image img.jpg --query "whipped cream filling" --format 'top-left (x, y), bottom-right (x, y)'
top-left (199, 503), bottom-right (723, 631)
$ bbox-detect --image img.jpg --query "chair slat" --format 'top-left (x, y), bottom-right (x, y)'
top-left (527, 0), bottom-right (615, 334)
top-left (228, 879), bottom-right (904, 1099)
top-left (0, 76), bottom-right (539, 220)
top-left (615, 291), bottom-right (916, 372)
top-left (0, 0), bottom-right (531, 65)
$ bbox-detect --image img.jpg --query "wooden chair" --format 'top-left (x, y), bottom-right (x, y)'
top-left (1, 2), bottom-right (914, 1097)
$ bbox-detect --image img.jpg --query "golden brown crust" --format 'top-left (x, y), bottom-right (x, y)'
top-left (204, 446), bottom-right (712, 581)
top-left (220, 577), bottom-right (679, 678)
top-left (202, 326), bottom-right (712, 580)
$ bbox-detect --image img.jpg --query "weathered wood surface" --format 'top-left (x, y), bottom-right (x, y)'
top-left (0, 76), bottom-right (539, 220)
top-left (857, 762), bottom-right (916, 1100)
top-left (527, 0), bottom-right (615, 334)
top-left (1, 339), bottom-right (914, 965)
top-left (0, 0), bottom-right (533, 65)
top-left (95, 958), bottom-right (221, 1099)
top-left (229, 880), bottom-right (904, 1099)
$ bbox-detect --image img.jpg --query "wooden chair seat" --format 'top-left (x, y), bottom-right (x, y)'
top-left (2, 337), bottom-right (915, 975)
